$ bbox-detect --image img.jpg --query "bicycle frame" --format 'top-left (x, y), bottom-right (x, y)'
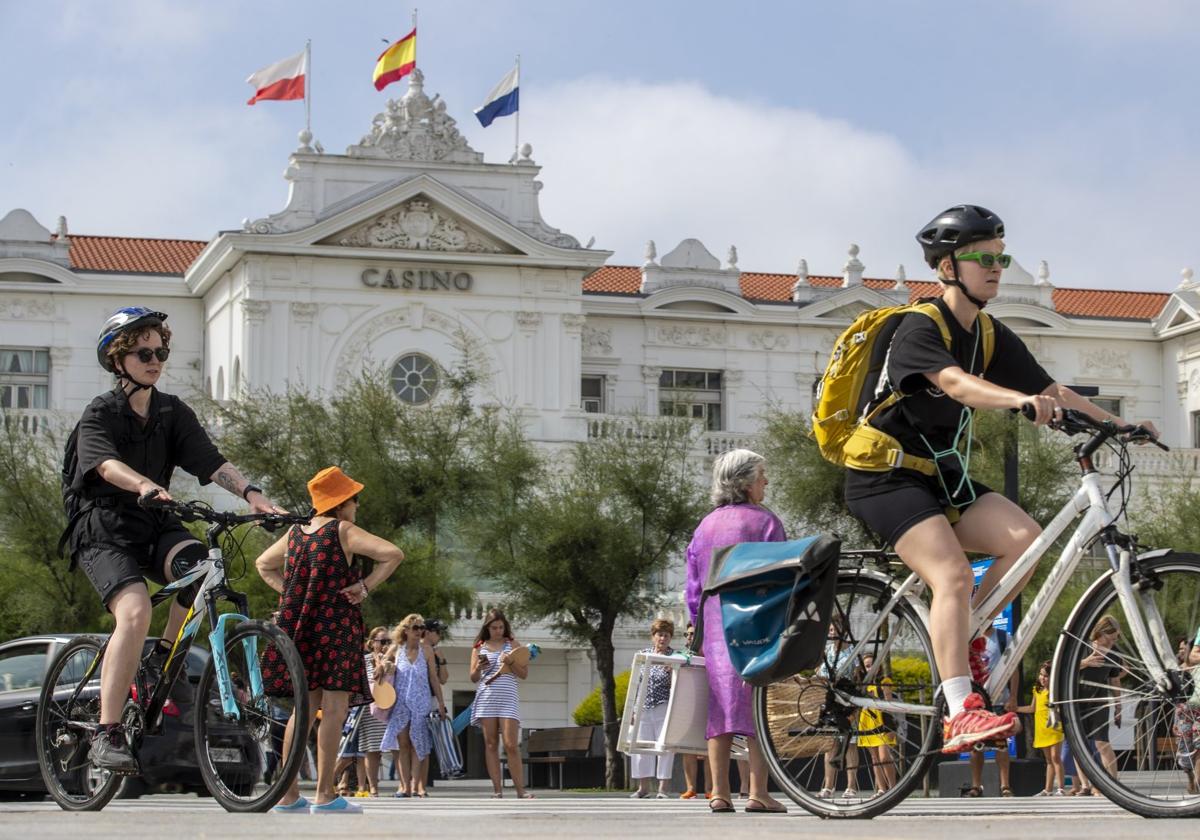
top-left (833, 469), bottom-right (1179, 718)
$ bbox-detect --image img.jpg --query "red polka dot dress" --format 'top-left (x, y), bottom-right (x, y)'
top-left (263, 520), bottom-right (368, 704)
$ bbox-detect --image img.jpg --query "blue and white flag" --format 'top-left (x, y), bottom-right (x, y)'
top-left (474, 65), bottom-right (519, 127)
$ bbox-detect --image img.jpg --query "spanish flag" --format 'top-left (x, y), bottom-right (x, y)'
top-left (374, 29), bottom-right (416, 91)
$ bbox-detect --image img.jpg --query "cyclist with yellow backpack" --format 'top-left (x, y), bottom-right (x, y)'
top-left (813, 205), bottom-right (1157, 750)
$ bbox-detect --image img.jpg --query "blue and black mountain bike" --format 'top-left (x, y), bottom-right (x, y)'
top-left (36, 497), bottom-right (313, 812)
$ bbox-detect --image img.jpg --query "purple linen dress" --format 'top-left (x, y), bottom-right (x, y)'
top-left (685, 504), bottom-right (786, 739)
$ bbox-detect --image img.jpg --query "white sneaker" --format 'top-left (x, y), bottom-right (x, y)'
top-left (630, 790), bottom-right (649, 799)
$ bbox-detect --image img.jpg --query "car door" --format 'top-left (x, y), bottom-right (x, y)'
top-left (0, 641), bottom-right (51, 782)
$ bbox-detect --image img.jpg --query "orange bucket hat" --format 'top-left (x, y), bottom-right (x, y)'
top-left (307, 466), bottom-right (364, 515)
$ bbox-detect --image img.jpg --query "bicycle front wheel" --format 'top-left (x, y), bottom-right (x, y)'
top-left (1055, 550), bottom-right (1200, 818)
top-left (36, 635), bottom-right (124, 811)
top-left (753, 570), bottom-right (940, 818)
top-left (194, 620), bottom-right (309, 812)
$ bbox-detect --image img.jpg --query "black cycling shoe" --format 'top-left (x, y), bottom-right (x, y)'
top-left (89, 726), bottom-right (138, 774)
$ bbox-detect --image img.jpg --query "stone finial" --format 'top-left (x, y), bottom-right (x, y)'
top-left (1181, 267), bottom-right (1196, 289)
top-left (895, 264), bottom-right (907, 284)
top-left (519, 142), bottom-right (534, 163)
top-left (643, 240), bottom-right (658, 267)
top-left (795, 258), bottom-right (809, 285)
top-left (842, 243), bottom-right (864, 287)
top-left (297, 129), bottom-right (314, 153)
top-left (1036, 260), bottom-right (1052, 286)
top-left (349, 67), bottom-right (482, 163)
top-left (54, 215), bottom-right (69, 242)
top-left (727, 245), bottom-right (739, 270)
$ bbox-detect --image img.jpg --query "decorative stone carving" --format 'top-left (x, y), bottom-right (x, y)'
top-left (1191, 369), bottom-right (1200, 395)
top-left (644, 240), bottom-right (658, 267)
top-left (748, 330), bottom-right (791, 351)
top-left (562, 314), bottom-right (586, 332)
top-left (1081, 348), bottom-right (1132, 379)
top-left (0, 298), bottom-right (55, 319)
top-left (724, 368), bottom-right (744, 385)
top-left (641, 365), bottom-right (659, 383)
top-left (425, 310), bottom-right (460, 335)
top-left (49, 346), bottom-right (72, 367)
top-left (842, 244), bottom-right (864, 287)
top-left (582, 325), bottom-right (612, 356)
top-left (348, 69), bottom-right (483, 164)
top-left (656, 325), bottom-right (727, 347)
top-left (241, 299), bottom-right (270, 322)
top-left (727, 245), bottom-right (739, 270)
top-left (516, 311), bottom-right (542, 330)
top-left (291, 302), bottom-right (319, 321)
top-left (335, 308), bottom-right (411, 379)
top-left (1178, 379), bottom-right (1190, 400)
top-left (335, 198), bottom-right (504, 253)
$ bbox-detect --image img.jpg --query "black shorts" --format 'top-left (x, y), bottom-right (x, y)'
top-left (844, 468), bottom-right (993, 548)
top-left (72, 505), bottom-right (198, 607)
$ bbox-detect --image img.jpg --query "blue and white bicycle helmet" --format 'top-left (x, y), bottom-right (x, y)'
top-left (96, 306), bottom-right (168, 372)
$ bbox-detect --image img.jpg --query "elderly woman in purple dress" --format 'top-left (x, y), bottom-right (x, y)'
top-left (685, 448), bottom-right (788, 815)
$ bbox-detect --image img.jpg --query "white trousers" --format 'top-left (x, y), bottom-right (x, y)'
top-left (631, 703), bottom-right (674, 780)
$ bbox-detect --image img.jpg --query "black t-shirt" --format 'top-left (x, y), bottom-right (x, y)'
top-left (75, 387), bottom-right (226, 503)
top-left (871, 298), bottom-right (1054, 458)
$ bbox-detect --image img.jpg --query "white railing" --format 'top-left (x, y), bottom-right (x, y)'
top-left (1094, 446), bottom-right (1200, 480)
top-left (584, 414), bottom-right (753, 458)
top-left (1, 408), bottom-right (62, 436)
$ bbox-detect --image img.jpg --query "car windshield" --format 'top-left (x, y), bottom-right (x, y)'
top-left (0, 646), bottom-right (48, 692)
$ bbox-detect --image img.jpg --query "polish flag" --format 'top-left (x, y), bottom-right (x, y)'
top-left (246, 49), bottom-right (306, 105)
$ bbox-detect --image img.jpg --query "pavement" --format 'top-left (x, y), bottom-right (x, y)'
top-left (2, 780), bottom-right (1198, 839)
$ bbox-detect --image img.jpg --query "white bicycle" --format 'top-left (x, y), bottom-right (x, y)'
top-left (755, 408), bottom-right (1200, 818)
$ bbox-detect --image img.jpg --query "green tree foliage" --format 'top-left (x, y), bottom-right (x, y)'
top-left (201, 360), bottom-right (490, 627)
top-left (574, 670), bottom-right (630, 726)
top-left (466, 413), bottom-right (708, 788)
top-left (0, 415), bottom-right (107, 638)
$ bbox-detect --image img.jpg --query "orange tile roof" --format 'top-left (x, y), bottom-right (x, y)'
top-left (50, 241), bottom-right (1172, 322)
top-left (584, 266), bottom-right (1169, 321)
top-left (65, 235), bottom-right (208, 275)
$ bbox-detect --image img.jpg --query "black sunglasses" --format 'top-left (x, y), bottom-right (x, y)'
top-left (371, 636), bottom-right (388, 643)
top-left (131, 347), bottom-right (170, 364)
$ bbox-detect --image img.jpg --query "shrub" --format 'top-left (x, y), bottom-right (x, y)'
top-left (573, 670), bottom-right (631, 726)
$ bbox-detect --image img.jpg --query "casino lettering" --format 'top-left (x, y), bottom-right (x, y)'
top-left (361, 267), bottom-right (474, 291)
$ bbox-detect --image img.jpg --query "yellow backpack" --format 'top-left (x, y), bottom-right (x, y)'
top-left (811, 302), bottom-right (994, 475)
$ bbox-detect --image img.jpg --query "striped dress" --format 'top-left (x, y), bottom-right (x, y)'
top-left (471, 640), bottom-right (521, 724)
top-left (360, 653), bottom-right (387, 753)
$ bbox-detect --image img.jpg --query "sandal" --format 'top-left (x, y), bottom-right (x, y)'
top-left (1001, 786), bottom-right (1014, 797)
top-left (1078, 786), bottom-right (1095, 797)
top-left (491, 792), bottom-right (503, 799)
top-left (517, 792), bottom-right (536, 799)
top-left (744, 797), bottom-right (787, 814)
top-left (964, 786), bottom-right (984, 798)
top-left (709, 797), bottom-right (735, 813)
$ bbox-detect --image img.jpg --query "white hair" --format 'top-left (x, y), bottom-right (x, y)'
top-left (710, 448), bottom-right (765, 507)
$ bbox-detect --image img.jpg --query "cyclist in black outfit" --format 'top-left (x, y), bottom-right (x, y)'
top-left (65, 307), bottom-right (282, 772)
top-left (844, 206), bottom-right (1158, 750)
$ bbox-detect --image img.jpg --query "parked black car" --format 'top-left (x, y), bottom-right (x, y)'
top-left (0, 634), bottom-right (259, 799)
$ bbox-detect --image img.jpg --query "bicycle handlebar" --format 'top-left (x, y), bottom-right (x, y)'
top-left (138, 491), bottom-right (316, 530)
top-left (1018, 404), bottom-right (1168, 452)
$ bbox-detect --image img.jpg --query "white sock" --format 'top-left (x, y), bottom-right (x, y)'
top-left (942, 675), bottom-right (972, 717)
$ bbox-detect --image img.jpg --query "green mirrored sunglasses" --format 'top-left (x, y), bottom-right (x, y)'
top-left (956, 251), bottom-right (1012, 269)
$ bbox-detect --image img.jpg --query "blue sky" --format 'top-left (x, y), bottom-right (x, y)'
top-left (1, 0), bottom-right (1198, 291)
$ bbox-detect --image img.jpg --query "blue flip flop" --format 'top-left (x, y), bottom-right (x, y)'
top-left (272, 796), bottom-right (310, 813)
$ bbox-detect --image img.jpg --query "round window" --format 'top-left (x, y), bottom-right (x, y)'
top-left (390, 353), bottom-right (440, 405)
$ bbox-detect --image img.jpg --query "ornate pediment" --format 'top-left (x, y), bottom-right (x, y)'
top-left (347, 69), bottom-right (483, 164)
top-left (322, 197), bottom-right (515, 254)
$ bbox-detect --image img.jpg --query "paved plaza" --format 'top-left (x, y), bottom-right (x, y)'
top-left (3, 782), bottom-right (1198, 839)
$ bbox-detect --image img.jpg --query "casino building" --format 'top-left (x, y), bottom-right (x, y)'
top-left (3, 70), bottom-right (1200, 727)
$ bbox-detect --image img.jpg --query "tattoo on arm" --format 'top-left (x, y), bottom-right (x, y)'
top-left (213, 465), bottom-right (245, 497)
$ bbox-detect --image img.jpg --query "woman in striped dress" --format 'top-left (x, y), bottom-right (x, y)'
top-left (360, 625), bottom-right (390, 796)
top-left (470, 609), bottom-right (533, 798)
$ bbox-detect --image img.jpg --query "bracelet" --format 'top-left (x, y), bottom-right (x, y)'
top-left (242, 483), bottom-right (263, 501)
top-left (360, 581), bottom-right (369, 597)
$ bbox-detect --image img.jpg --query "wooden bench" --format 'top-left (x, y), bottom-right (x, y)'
top-left (523, 726), bottom-right (596, 790)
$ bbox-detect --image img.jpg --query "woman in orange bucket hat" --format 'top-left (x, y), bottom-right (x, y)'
top-left (256, 466), bottom-right (405, 814)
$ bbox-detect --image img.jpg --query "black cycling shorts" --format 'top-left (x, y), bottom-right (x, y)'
top-left (844, 467), bottom-right (993, 548)
top-left (73, 506), bottom-right (198, 607)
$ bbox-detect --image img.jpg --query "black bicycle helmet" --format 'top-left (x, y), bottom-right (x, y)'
top-left (96, 306), bottom-right (168, 372)
top-left (916, 205), bottom-right (1005, 269)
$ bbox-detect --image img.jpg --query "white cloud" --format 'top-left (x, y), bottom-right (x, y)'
top-left (467, 77), bottom-right (1198, 291)
top-left (57, 0), bottom-right (226, 50)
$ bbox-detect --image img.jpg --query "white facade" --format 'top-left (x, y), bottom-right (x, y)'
top-left (3, 70), bottom-right (1199, 727)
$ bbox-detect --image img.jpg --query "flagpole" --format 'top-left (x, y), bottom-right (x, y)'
top-left (412, 7), bottom-right (419, 67)
top-left (304, 39), bottom-right (312, 137)
top-left (514, 54), bottom-right (520, 164)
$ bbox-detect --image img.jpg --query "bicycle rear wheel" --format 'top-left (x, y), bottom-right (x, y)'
top-left (753, 570), bottom-right (940, 818)
top-left (1055, 550), bottom-right (1200, 818)
top-left (194, 620), bottom-right (309, 812)
top-left (36, 635), bottom-right (124, 811)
